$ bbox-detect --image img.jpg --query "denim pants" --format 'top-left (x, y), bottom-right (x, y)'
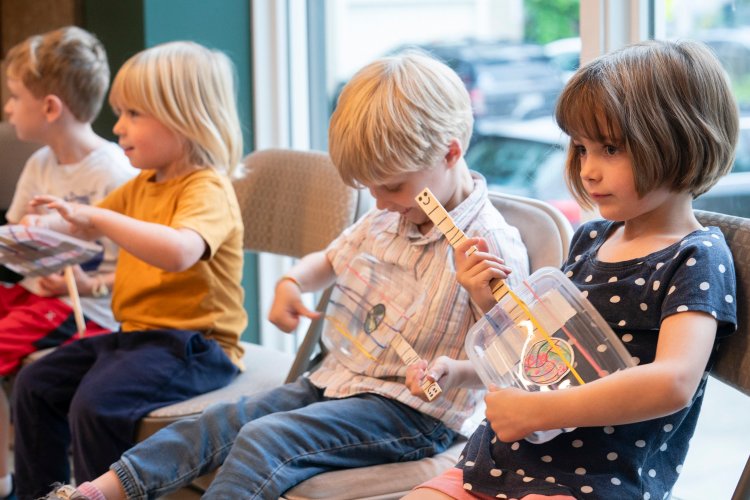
top-left (12, 329), bottom-right (238, 500)
top-left (112, 377), bottom-right (457, 499)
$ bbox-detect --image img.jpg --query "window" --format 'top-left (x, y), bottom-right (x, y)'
top-left (251, 4), bottom-right (750, 495)
top-left (658, 3), bottom-right (750, 497)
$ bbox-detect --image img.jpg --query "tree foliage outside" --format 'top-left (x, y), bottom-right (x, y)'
top-left (524, 0), bottom-right (579, 44)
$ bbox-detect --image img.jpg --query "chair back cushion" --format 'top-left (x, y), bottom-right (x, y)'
top-left (234, 149), bottom-right (361, 258)
top-left (695, 210), bottom-right (750, 396)
top-left (488, 191), bottom-right (573, 272)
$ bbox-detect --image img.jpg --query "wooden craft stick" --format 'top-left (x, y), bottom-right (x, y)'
top-left (391, 333), bottom-right (442, 401)
top-left (64, 266), bottom-right (86, 338)
top-left (415, 187), bottom-right (587, 387)
top-left (415, 187), bottom-right (511, 303)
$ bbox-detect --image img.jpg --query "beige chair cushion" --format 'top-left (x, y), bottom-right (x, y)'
top-left (187, 437), bottom-right (467, 500)
top-left (281, 438), bottom-right (466, 500)
top-left (695, 210), bottom-right (750, 395)
top-left (236, 148), bottom-right (362, 259)
top-left (488, 191), bottom-right (573, 272)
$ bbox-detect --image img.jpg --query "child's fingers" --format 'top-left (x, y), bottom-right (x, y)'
top-left (19, 214), bottom-right (39, 227)
top-left (292, 299), bottom-right (320, 321)
top-left (455, 237), bottom-right (480, 257)
top-left (406, 361), bottom-right (427, 385)
top-left (30, 194), bottom-right (61, 207)
top-left (298, 308), bottom-right (321, 321)
top-left (478, 265), bottom-right (511, 283)
top-left (426, 361), bottom-right (447, 383)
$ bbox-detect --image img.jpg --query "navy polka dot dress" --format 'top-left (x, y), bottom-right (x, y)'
top-left (457, 219), bottom-right (737, 499)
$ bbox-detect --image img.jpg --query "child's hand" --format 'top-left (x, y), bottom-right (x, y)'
top-left (406, 356), bottom-right (477, 401)
top-left (19, 213), bottom-right (46, 228)
top-left (455, 237), bottom-right (511, 313)
top-left (30, 195), bottom-right (94, 232)
top-left (37, 265), bottom-right (92, 297)
top-left (406, 359), bottom-right (438, 401)
top-left (485, 386), bottom-right (536, 442)
top-left (268, 279), bottom-right (321, 332)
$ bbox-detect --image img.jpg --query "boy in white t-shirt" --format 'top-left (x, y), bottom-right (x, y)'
top-left (0, 26), bottom-right (136, 499)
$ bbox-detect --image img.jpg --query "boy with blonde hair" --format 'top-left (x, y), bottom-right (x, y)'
top-left (44, 51), bottom-right (529, 500)
top-left (0, 25), bottom-right (136, 499)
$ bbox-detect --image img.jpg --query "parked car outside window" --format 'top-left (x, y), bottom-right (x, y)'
top-left (466, 117), bottom-right (580, 225)
top-left (405, 40), bottom-right (565, 121)
top-left (466, 116), bottom-right (750, 227)
top-left (331, 39), bottom-right (566, 122)
top-left (544, 37), bottom-right (580, 82)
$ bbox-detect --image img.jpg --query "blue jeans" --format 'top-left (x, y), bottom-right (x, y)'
top-left (112, 377), bottom-right (457, 499)
top-left (12, 329), bottom-right (238, 500)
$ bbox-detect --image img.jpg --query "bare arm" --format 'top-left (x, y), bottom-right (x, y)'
top-left (267, 250), bottom-right (336, 332)
top-left (30, 196), bottom-right (205, 272)
top-left (485, 311), bottom-right (717, 442)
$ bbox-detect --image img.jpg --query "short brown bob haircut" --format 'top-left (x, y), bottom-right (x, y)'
top-left (555, 39), bottom-right (739, 209)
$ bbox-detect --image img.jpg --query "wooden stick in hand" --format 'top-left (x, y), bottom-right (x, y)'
top-left (64, 266), bottom-right (86, 338)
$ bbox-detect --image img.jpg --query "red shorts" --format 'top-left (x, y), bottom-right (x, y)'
top-left (0, 284), bottom-right (110, 376)
top-left (416, 467), bottom-right (577, 500)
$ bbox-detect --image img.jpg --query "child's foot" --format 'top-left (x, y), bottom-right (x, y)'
top-left (40, 484), bottom-right (89, 500)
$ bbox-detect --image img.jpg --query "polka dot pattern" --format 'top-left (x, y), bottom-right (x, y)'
top-left (456, 221), bottom-right (737, 500)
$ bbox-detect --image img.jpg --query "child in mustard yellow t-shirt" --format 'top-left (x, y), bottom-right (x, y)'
top-left (11, 41), bottom-right (247, 498)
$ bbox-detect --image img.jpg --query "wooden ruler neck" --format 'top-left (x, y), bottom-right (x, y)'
top-left (415, 187), bottom-right (510, 302)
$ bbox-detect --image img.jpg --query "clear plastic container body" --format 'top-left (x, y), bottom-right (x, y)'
top-left (466, 267), bottom-right (635, 392)
top-left (321, 254), bottom-right (425, 373)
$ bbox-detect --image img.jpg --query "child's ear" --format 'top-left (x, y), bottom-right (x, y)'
top-left (43, 95), bottom-right (64, 123)
top-left (445, 138), bottom-right (463, 168)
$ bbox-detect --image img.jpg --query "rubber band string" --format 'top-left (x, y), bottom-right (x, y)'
top-left (415, 187), bottom-right (587, 386)
top-left (507, 288), bottom-right (584, 385)
top-left (324, 314), bottom-right (381, 363)
top-left (521, 279), bottom-right (607, 378)
top-left (324, 254), bottom-right (442, 400)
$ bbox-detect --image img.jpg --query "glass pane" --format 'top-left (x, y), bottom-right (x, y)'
top-left (665, 2), bottom-right (750, 219)
top-left (663, 3), bottom-right (750, 499)
top-left (323, 0), bottom-right (580, 224)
